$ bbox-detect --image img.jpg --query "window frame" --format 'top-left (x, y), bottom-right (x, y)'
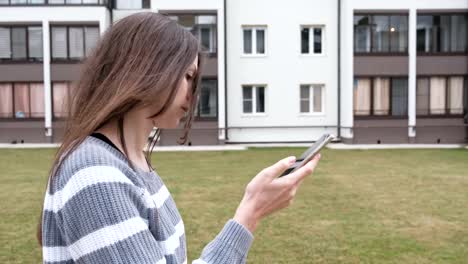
top-left (353, 76), bottom-right (409, 119)
top-left (0, 25), bottom-right (43, 63)
top-left (299, 84), bottom-right (325, 115)
top-left (300, 25), bottom-right (325, 56)
top-left (0, 82), bottom-right (45, 120)
top-left (51, 81), bottom-right (73, 120)
top-left (241, 26), bottom-right (267, 57)
top-left (416, 75), bottom-right (467, 118)
top-left (416, 12), bottom-right (468, 55)
top-left (50, 24), bottom-right (99, 62)
top-left (241, 85), bottom-right (267, 115)
top-left (194, 77), bottom-right (218, 121)
top-left (353, 12), bottom-right (409, 56)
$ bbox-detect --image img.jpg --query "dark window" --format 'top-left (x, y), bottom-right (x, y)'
top-left (301, 26), bottom-right (324, 54)
top-left (51, 25), bottom-right (99, 61)
top-left (242, 27), bottom-right (266, 55)
top-left (0, 82), bottom-right (44, 119)
top-left (313, 28), bottom-right (322, 54)
top-left (0, 25), bottom-right (43, 61)
top-left (169, 14), bottom-right (217, 54)
top-left (256, 86), bottom-right (265, 113)
top-left (256, 29), bottom-right (265, 54)
top-left (391, 78), bottom-right (408, 116)
top-left (243, 29), bottom-right (252, 54)
top-left (417, 14), bottom-right (468, 53)
top-left (301, 28), bottom-right (309, 54)
top-left (242, 86), bottom-right (253, 113)
top-left (196, 79), bottom-right (217, 118)
top-left (354, 14), bottom-right (408, 53)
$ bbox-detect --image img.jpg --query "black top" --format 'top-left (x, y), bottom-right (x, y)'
top-left (90, 132), bottom-right (124, 155)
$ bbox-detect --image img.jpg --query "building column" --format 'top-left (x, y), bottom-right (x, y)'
top-left (217, 6), bottom-right (226, 143)
top-left (339, 0), bottom-right (354, 143)
top-left (43, 19), bottom-right (52, 142)
top-left (408, 8), bottom-right (417, 142)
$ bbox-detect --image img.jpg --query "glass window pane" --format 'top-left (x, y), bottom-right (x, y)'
top-left (28, 26), bottom-right (43, 60)
top-left (83, 0), bottom-right (99, 4)
top-left (353, 78), bottom-right (371, 115)
top-left (0, 0), bottom-right (10, 4)
top-left (243, 29), bottom-right (252, 54)
top-left (450, 15), bottom-right (467, 52)
top-left (313, 28), bottom-right (322, 54)
top-left (390, 16), bottom-right (408, 52)
top-left (49, 0), bottom-right (65, 3)
top-left (372, 16), bottom-right (390, 52)
top-left (354, 15), bottom-right (371, 52)
top-left (313, 85), bottom-right (322, 113)
top-left (30, 83), bottom-right (44, 118)
top-left (256, 86), bottom-right (265, 113)
top-left (417, 16), bottom-right (433, 52)
top-left (391, 78), bottom-right (408, 116)
top-left (84, 27), bottom-right (99, 56)
top-left (116, 0), bottom-right (141, 9)
top-left (373, 77), bottom-right (390, 115)
top-left (300, 85), bottom-right (309, 99)
top-left (416, 78), bottom-right (429, 115)
top-left (69, 27), bottom-right (84, 59)
top-left (448, 77), bottom-right (464, 114)
top-left (11, 0), bottom-right (27, 4)
top-left (200, 27), bottom-right (211, 52)
top-left (430, 77), bottom-right (446, 114)
top-left (300, 100), bottom-right (309, 113)
top-left (0, 27), bottom-right (11, 59)
top-left (30, 0), bottom-right (45, 3)
top-left (53, 82), bottom-right (69, 117)
top-left (0, 84), bottom-right (13, 118)
top-left (12, 27), bottom-right (27, 59)
top-left (438, 15), bottom-right (451, 52)
top-left (66, 0), bottom-right (82, 4)
top-left (52, 27), bottom-right (67, 59)
top-left (256, 29), bottom-right (265, 54)
top-left (200, 79), bottom-right (217, 117)
top-left (14, 83), bottom-right (30, 118)
top-left (242, 86), bottom-right (252, 113)
top-left (301, 27), bottom-right (309, 54)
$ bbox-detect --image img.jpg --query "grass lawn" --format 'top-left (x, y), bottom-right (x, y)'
top-left (1, 147), bottom-right (467, 263)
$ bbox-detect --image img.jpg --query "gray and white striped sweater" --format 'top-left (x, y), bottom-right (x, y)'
top-left (41, 136), bottom-right (253, 263)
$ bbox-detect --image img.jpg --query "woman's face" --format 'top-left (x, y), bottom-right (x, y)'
top-left (149, 56), bottom-right (198, 129)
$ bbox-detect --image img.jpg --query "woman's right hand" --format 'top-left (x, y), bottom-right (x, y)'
top-left (233, 154), bottom-right (321, 233)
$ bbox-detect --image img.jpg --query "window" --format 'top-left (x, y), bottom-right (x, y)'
top-left (417, 76), bottom-right (466, 116)
top-left (300, 84), bottom-right (324, 113)
top-left (242, 85), bottom-right (265, 114)
top-left (116, 0), bottom-right (149, 9)
top-left (0, 26), bottom-right (43, 61)
top-left (417, 14), bottom-right (468, 53)
top-left (301, 26), bottom-right (324, 55)
top-left (52, 82), bottom-right (74, 118)
top-left (196, 79), bottom-right (217, 118)
top-left (169, 15), bottom-right (217, 54)
top-left (354, 77), bottom-right (408, 117)
top-left (0, 82), bottom-right (44, 118)
top-left (354, 14), bottom-right (408, 53)
top-left (51, 25), bottom-right (99, 60)
top-left (242, 26), bottom-right (266, 55)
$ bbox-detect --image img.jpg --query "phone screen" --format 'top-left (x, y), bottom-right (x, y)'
top-left (279, 134), bottom-right (333, 177)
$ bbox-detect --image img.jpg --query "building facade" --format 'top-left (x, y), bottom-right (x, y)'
top-left (0, 0), bottom-right (467, 145)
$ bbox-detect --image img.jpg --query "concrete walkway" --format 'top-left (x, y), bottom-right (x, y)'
top-left (0, 142), bottom-right (466, 151)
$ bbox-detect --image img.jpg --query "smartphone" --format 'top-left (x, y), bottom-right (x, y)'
top-left (279, 133), bottom-right (334, 177)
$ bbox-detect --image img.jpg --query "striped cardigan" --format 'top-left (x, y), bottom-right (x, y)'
top-left (41, 136), bottom-right (253, 263)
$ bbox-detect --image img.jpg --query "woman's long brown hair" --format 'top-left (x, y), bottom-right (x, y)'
top-left (37, 12), bottom-right (203, 245)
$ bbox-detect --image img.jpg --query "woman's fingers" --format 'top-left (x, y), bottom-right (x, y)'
top-left (257, 156), bottom-right (296, 183)
top-left (276, 153), bottom-right (321, 187)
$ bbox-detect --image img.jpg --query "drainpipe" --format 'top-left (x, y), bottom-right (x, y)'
top-left (337, 0), bottom-right (341, 139)
top-left (223, 0), bottom-right (228, 141)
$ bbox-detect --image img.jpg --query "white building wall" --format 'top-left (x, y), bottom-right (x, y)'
top-left (226, 0), bottom-right (339, 143)
top-left (340, 0), bottom-right (468, 141)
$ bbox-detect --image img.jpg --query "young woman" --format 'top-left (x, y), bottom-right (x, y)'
top-left (38, 12), bottom-right (321, 264)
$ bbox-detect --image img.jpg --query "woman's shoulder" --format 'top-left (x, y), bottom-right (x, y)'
top-left (50, 136), bottom-right (137, 193)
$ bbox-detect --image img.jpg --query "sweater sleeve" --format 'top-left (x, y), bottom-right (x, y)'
top-left (193, 219), bottom-right (254, 264)
top-left (49, 166), bottom-right (167, 263)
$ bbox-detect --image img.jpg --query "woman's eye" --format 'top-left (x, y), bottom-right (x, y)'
top-left (186, 74), bottom-right (193, 80)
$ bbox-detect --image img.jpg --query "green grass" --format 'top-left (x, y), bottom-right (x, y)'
top-left (1, 147), bottom-right (468, 263)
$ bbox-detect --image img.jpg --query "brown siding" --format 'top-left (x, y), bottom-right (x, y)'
top-left (353, 119), bottom-right (409, 144)
top-left (159, 120), bottom-right (219, 146)
top-left (354, 56), bottom-right (408, 76)
top-left (202, 56), bottom-right (218, 77)
top-left (51, 63), bottom-right (83, 81)
top-left (0, 121), bottom-right (48, 143)
top-left (416, 118), bottom-right (466, 144)
top-left (0, 64), bottom-right (43, 82)
top-left (417, 56), bottom-right (468, 76)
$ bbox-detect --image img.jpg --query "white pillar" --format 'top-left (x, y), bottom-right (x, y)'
top-left (408, 8), bottom-right (416, 140)
top-left (217, 7), bottom-right (226, 142)
top-left (340, 0), bottom-right (354, 141)
top-left (43, 19), bottom-right (52, 140)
